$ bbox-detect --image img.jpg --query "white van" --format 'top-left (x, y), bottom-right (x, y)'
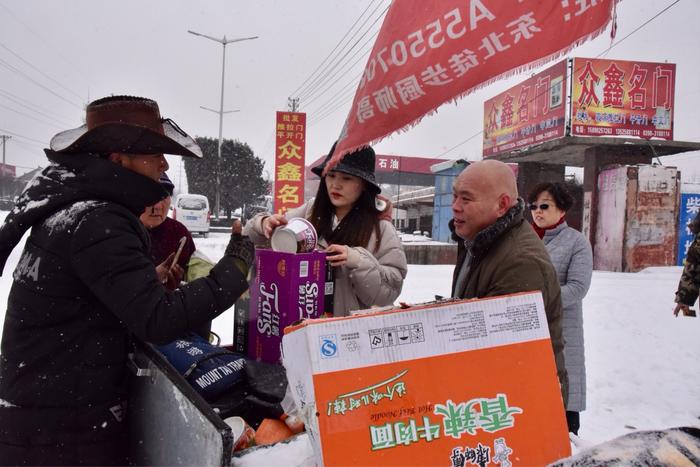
top-left (173, 194), bottom-right (210, 236)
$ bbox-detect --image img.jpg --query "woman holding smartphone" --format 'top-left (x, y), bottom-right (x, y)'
top-left (244, 144), bottom-right (407, 316)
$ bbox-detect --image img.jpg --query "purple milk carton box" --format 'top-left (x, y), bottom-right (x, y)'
top-left (240, 249), bottom-right (325, 363)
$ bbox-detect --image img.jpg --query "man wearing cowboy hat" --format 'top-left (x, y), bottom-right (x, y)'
top-left (0, 96), bottom-right (253, 465)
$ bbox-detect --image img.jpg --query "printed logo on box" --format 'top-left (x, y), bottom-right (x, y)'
top-left (257, 281), bottom-right (280, 337)
top-left (369, 323), bottom-right (424, 349)
top-left (319, 335), bottom-right (338, 359)
top-left (298, 282), bottom-right (320, 320)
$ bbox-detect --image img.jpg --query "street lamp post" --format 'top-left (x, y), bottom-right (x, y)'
top-left (188, 29), bottom-right (258, 219)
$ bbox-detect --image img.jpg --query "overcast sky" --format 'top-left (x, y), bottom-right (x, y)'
top-left (1, 0), bottom-right (699, 190)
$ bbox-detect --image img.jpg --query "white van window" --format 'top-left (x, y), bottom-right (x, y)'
top-left (179, 199), bottom-right (207, 210)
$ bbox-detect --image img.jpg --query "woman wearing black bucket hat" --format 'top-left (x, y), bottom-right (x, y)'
top-left (244, 143), bottom-right (407, 317)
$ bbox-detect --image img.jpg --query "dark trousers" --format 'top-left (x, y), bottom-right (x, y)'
top-left (0, 403), bottom-right (129, 466)
top-left (566, 410), bottom-right (580, 435)
top-left (0, 435), bottom-right (129, 466)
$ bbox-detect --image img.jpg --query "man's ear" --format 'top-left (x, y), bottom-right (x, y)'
top-left (497, 193), bottom-right (512, 216)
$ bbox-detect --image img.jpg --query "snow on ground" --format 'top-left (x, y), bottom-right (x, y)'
top-left (0, 217), bottom-right (698, 464)
top-left (399, 232), bottom-right (452, 245)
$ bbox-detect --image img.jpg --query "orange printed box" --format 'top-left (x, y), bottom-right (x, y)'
top-left (282, 292), bottom-right (570, 466)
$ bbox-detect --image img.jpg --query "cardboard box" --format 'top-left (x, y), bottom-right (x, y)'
top-left (236, 249), bottom-right (325, 363)
top-left (283, 292), bottom-right (570, 466)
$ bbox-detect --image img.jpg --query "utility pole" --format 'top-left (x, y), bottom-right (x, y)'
top-left (288, 97), bottom-right (300, 112)
top-left (188, 29), bottom-right (258, 219)
top-left (0, 135), bottom-right (11, 167)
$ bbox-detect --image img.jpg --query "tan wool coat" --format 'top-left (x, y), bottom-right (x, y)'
top-left (244, 201), bottom-right (407, 316)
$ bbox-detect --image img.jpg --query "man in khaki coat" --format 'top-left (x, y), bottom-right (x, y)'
top-left (451, 160), bottom-right (567, 401)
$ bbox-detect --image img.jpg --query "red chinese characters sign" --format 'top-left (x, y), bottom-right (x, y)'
top-left (328, 0), bottom-right (617, 171)
top-left (274, 112), bottom-right (306, 215)
top-left (483, 59), bottom-right (567, 157)
top-left (0, 163), bottom-right (15, 177)
top-left (571, 57), bottom-right (675, 139)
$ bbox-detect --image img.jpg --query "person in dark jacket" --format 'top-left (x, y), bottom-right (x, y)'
top-left (674, 211), bottom-right (700, 317)
top-left (450, 160), bottom-right (568, 404)
top-left (0, 96), bottom-right (253, 466)
top-left (140, 172), bottom-right (195, 289)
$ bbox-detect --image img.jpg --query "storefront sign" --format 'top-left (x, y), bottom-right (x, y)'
top-left (0, 163), bottom-right (15, 177)
top-left (678, 193), bottom-right (700, 266)
top-left (571, 58), bottom-right (675, 140)
top-left (273, 112), bottom-right (306, 214)
top-left (483, 60), bottom-right (567, 157)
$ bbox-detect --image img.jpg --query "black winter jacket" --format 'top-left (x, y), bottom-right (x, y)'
top-left (0, 151), bottom-right (247, 424)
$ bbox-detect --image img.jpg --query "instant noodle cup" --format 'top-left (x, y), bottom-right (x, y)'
top-left (224, 416), bottom-right (256, 452)
top-left (254, 418), bottom-right (294, 445)
top-left (271, 217), bottom-right (317, 253)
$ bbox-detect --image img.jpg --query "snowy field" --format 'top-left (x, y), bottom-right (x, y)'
top-left (0, 217), bottom-right (698, 464)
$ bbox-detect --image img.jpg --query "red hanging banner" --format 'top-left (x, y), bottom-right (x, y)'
top-left (329, 0), bottom-right (618, 171)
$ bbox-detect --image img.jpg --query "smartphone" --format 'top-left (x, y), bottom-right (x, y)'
top-left (169, 236), bottom-right (187, 271)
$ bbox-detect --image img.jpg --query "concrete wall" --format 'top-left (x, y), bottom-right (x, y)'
top-left (593, 164), bottom-right (679, 272)
top-left (594, 166), bottom-right (628, 271)
top-left (623, 166), bottom-right (679, 271)
top-left (403, 244), bottom-right (457, 265)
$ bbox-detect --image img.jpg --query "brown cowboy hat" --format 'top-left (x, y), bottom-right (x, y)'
top-left (50, 95), bottom-right (203, 158)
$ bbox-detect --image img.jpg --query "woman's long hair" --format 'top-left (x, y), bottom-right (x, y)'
top-left (309, 177), bottom-right (382, 251)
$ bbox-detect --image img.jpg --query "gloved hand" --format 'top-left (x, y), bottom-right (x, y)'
top-left (224, 231), bottom-right (255, 274)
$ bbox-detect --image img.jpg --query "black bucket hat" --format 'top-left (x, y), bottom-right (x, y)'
top-left (311, 142), bottom-right (380, 194)
top-left (50, 95), bottom-right (203, 158)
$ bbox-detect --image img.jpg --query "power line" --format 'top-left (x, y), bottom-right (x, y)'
top-left (2, 137), bottom-right (45, 168)
top-left (0, 57), bottom-right (82, 109)
top-left (309, 89), bottom-right (357, 125)
top-left (0, 102), bottom-right (65, 129)
top-left (0, 89), bottom-right (74, 126)
top-left (436, 0), bottom-right (681, 159)
top-left (0, 41), bottom-right (84, 101)
top-left (303, 46), bottom-right (378, 125)
top-left (304, 26), bottom-right (384, 121)
top-left (298, 3), bottom-right (388, 102)
top-left (289, 0), bottom-right (381, 99)
top-left (0, 127), bottom-right (49, 146)
top-left (306, 71), bottom-right (363, 116)
top-left (0, 2), bottom-right (91, 86)
top-left (302, 28), bottom-right (379, 110)
top-left (308, 88), bottom-right (356, 126)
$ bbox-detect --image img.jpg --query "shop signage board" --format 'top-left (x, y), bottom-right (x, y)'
top-left (273, 112), bottom-right (306, 214)
top-left (483, 60), bottom-right (567, 157)
top-left (678, 193), bottom-right (700, 266)
top-left (570, 57), bottom-right (675, 140)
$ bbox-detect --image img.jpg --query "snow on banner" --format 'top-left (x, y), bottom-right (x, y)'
top-left (326, 0), bottom-right (619, 172)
